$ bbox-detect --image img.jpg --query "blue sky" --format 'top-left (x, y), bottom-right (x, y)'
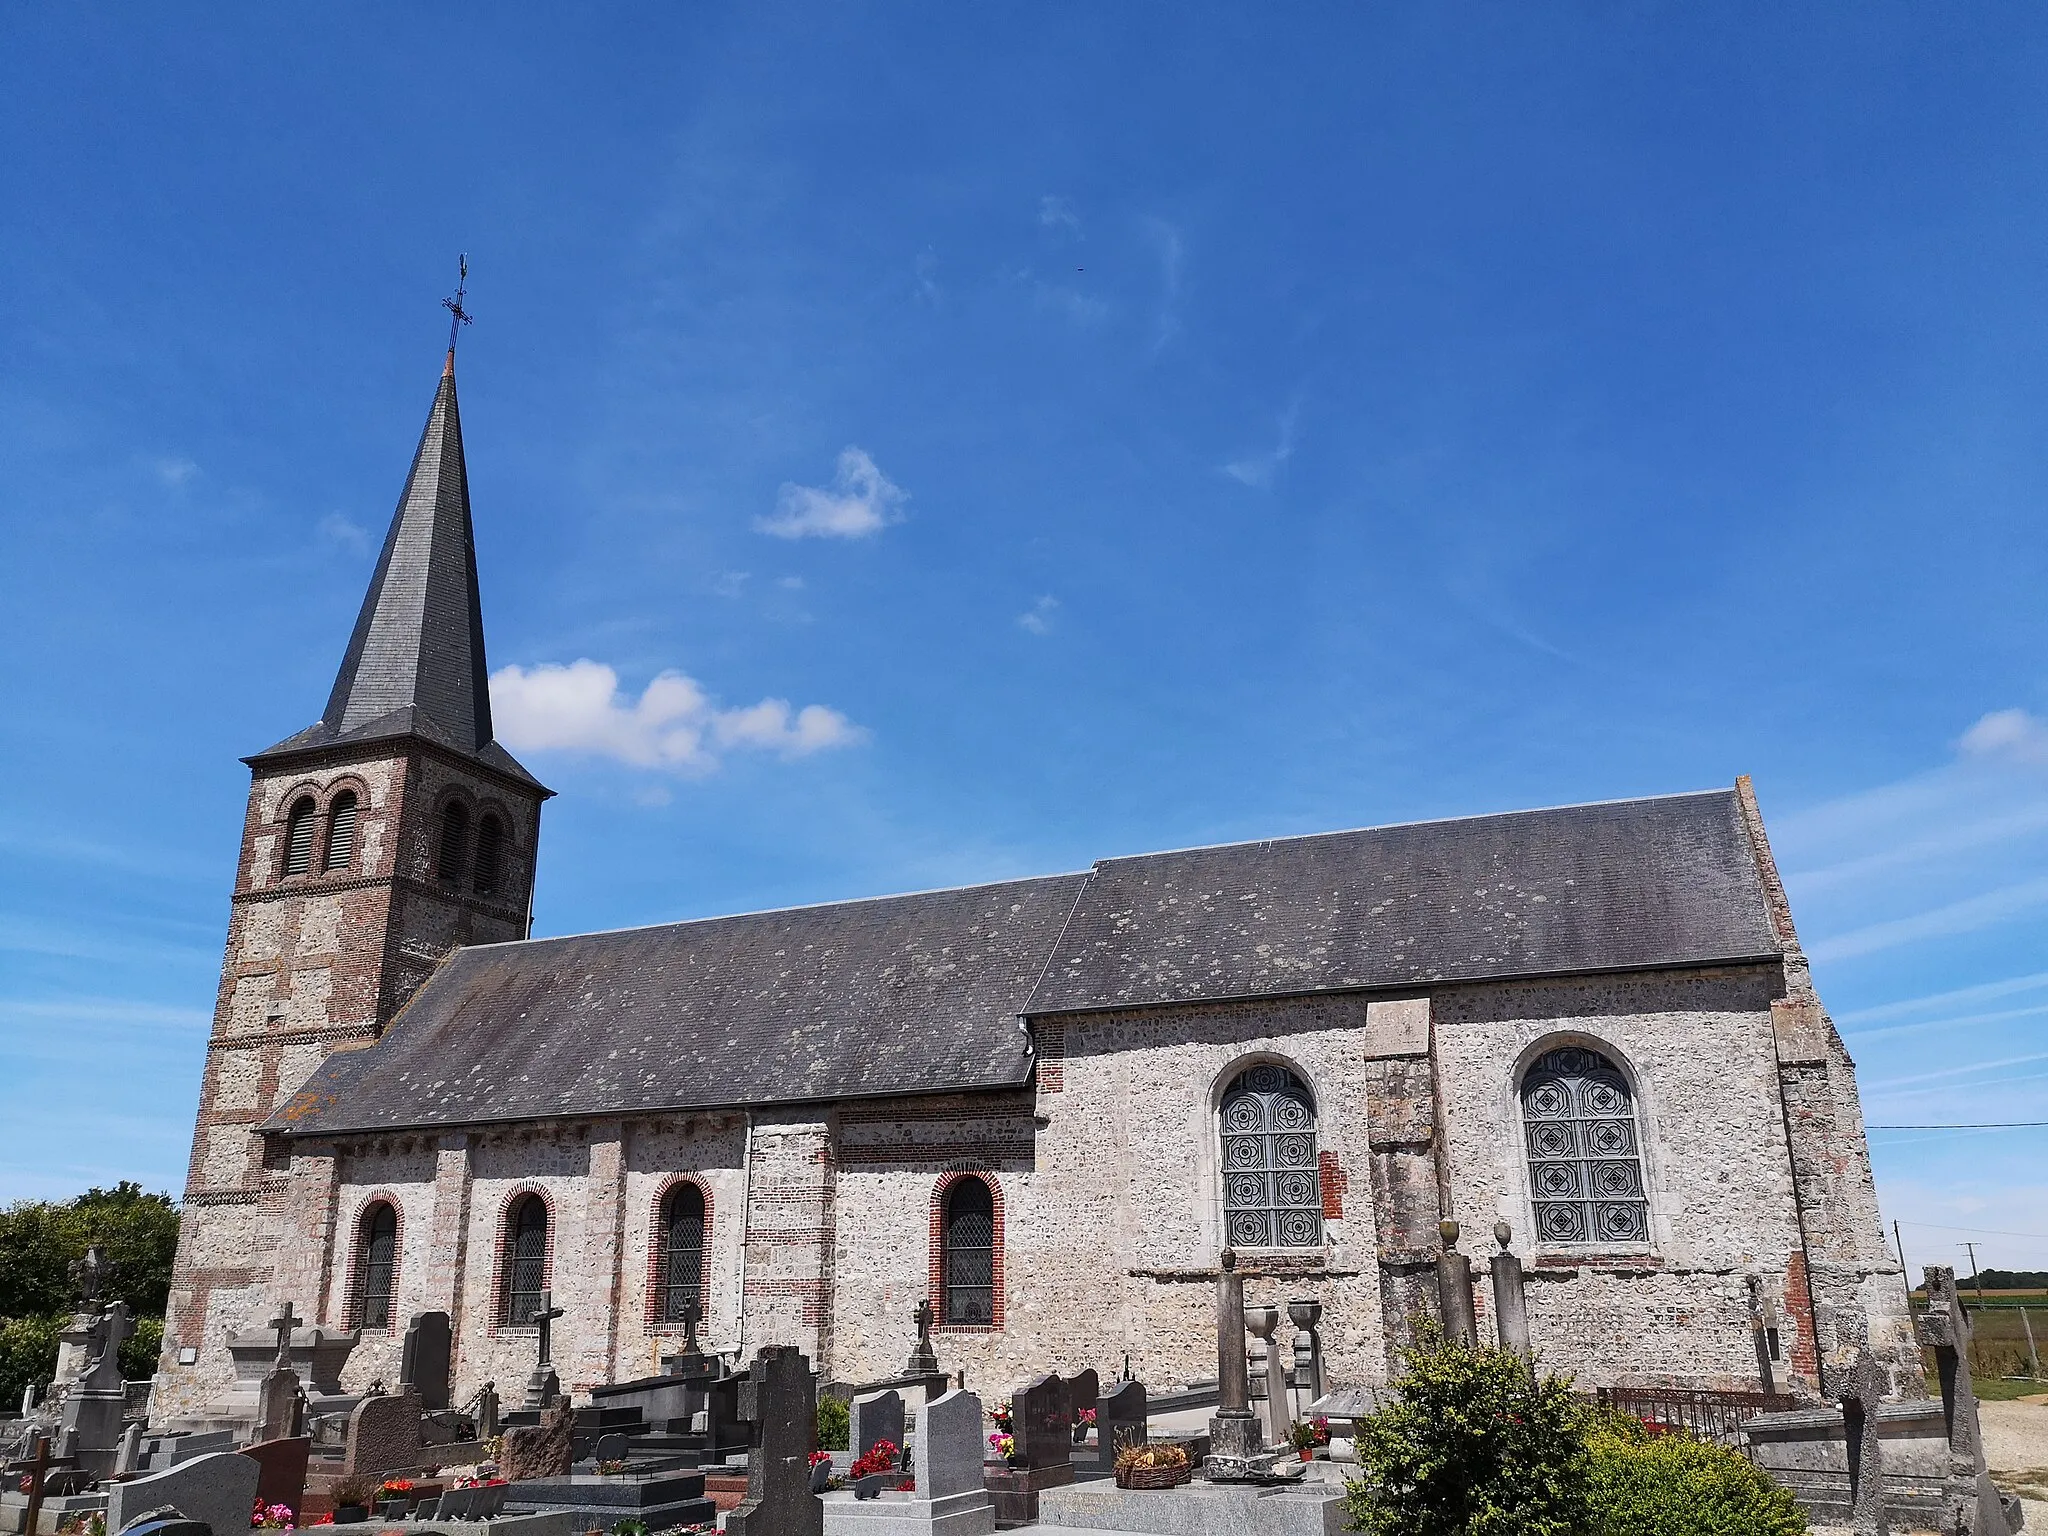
top-left (4, 8), bottom-right (2046, 1273)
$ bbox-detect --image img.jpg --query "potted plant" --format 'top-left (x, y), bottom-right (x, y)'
top-left (1112, 1443), bottom-right (1191, 1490)
top-left (377, 1477), bottom-right (415, 1518)
top-left (848, 1439), bottom-right (901, 1499)
top-left (1288, 1421), bottom-right (1318, 1461)
top-left (329, 1475), bottom-right (379, 1525)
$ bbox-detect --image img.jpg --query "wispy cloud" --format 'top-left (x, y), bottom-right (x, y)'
top-left (1962, 707), bottom-right (2048, 767)
top-left (1143, 217), bottom-right (1184, 354)
top-left (491, 659), bottom-right (866, 775)
top-left (914, 246), bottom-right (940, 305)
top-left (756, 447), bottom-right (906, 540)
top-left (1838, 971), bottom-right (2048, 1026)
top-left (1222, 396), bottom-right (1303, 487)
top-left (155, 456), bottom-right (199, 487)
top-left (318, 512), bottom-right (371, 552)
top-left (711, 571), bottom-right (751, 598)
top-left (1018, 595), bottom-right (1060, 635)
top-left (1039, 195), bottom-right (1082, 237)
top-left (1807, 874), bottom-right (2048, 963)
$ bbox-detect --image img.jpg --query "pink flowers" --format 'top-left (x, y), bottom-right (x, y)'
top-left (251, 1500), bottom-right (296, 1530)
top-left (987, 1431), bottom-right (1015, 1460)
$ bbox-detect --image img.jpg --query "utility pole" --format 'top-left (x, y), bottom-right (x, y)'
top-left (1894, 1221), bottom-right (1910, 1285)
top-left (1964, 1242), bottom-right (1986, 1298)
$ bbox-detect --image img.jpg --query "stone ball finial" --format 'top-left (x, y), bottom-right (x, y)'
top-left (1439, 1219), bottom-right (1460, 1250)
top-left (1494, 1220), bottom-right (1512, 1251)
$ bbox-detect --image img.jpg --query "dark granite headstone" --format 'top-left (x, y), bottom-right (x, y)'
top-left (593, 1431), bottom-right (630, 1464)
top-left (1012, 1374), bottom-right (1072, 1470)
top-left (1095, 1381), bottom-right (1147, 1473)
top-left (725, 1345), bottom-right (820, 1536)
top-left (243, 1436), bottom-right (311, 1519)
top-left (399, 1313), bottom-right (452, 1412)
top-left (1067, 1370), bottom-right (1100, 1438)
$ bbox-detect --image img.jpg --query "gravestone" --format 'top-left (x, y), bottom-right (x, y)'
top-left (399, 1313), bottom-right (452, 1412)
top-left (1245, 1306), bottom-right (1289, 1450)
top-left (850, 1389), bottom-right (904, 1459)
top-left (62, 1300), bottom-right (137, 1477)
top-left (726, 1345), bottom-right (821, 1536)
top-left (1010, 1375), bottom-right (1072, 1470)
top-left (431, 1483), bottom-right (509, 1520)
top-left (1208, 1252), bottom-right (1261, 1473)
top-left (1094, 1381), bottom-right (1147, 1474)
top-left (501, 1399), bottom-right (575, 1482)
top-left (913, 1388), bottom-right (987, 1501)
top-left (338, 1389), bottom-right (423, 1477)
top-left (1489, 1222), bottom-right (1532, 1366)
top-left (1914, 1266), bottom-right (2012, 1536)
top-left (593, 1431), bottom-right (631, 1464)
top-left (1836, 1337), bottom-right (1891, 1536)
top-left (474, 1381), bottom-right (500, 1440)
top-left (254, 1304), bottom-right (304, 1445)
top-left (1434, 1222), bottom-right (1477, 1348)
top-left (115, 1422), bottom-right (144, 1476)
top-left (522, 1293), bottom-right (566, 1412)
top-left (1066, 1369), bottom-right (1099, 1453)
top-left (108, 1450), bottom-right (261, 1536)
top-left (243, 1436), bottom-right (311, 1519)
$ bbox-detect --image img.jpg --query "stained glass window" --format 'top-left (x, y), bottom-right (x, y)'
top-left (1220, 1064), bottom-right (1323, 1249)
top-left (1521, 1046), bottom-right (1650, 1247)
top-left (942, 1178), bottom-right (995, 1325)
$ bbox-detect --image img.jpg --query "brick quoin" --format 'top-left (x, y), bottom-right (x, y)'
top-left (337, 1192), bottom-right (406, 1332)
top-left (643, 1175), bottom-right (713, 1333)
top-left (1784, 1248), bottom-right (1819, 1382)
top-left (1035, 1025), bottom-right (1065, 1093)
top-left (1317, 1151), bottom-right (1347, 1219)
top-left (928, 1171), bottom-right (1005, 1334)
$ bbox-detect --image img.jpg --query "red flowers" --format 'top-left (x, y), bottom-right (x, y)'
top-left (849, 1440), bottom-right (901, 1480)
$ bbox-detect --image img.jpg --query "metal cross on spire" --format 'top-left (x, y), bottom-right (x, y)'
top-left (442, 253), bottom-right (473, 358)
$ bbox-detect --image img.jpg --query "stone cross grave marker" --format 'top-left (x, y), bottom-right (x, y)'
top-left (906, 1297), bottom-right (939, 1376)
top-left (850, 1388), bottom-right (904, 1460)
top-left (1094, 1380), bottom-right (1147, 1474)
top-left (8, 1434), bottom-right (76, 1536)
top-left (523, 1291), bottom-right (566, 1411)
top-left (1914, 1266), bottom-right (2009, 1536)
top-left (913, 1387), bottom-right (990, 1502)
top-left (399, 1312), bottom-right (452, 1411)
top-left (725, 1344), bottom-right (821, 1536)
top-left (256, 1302), bottom-right (305, 1444)
top-left (1011, 1374), bottom-right (1072, 1470)
top-left (1836, 1335), bottom-right (1891, 1536)
top-left (63, 1301), bottom-right (136, 1475)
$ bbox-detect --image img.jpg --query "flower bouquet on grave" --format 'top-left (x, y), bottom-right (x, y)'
top-left (848, 1440), bottom-right (901, 1500)
top-left (1072, 1406), bottom-right (1096, 1445)
top-left (253, 1501), bottom-right (297, 1530)
top-left (1112, 1443), bottom-right (1190, 1491)
top-left (987, 1431), bottom-right (1015, 1466)
top-left (597, 1460), bottom-right (629, 1476)
top-left (988, 1399), bottom-right (1013, 1435)
top-left (808, 1451), bottom-right (833, 1494)
top-left (376, 1478), bottom-right (415, 1518)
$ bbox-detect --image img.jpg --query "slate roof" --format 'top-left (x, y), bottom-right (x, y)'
top-left (249, 359), bottom-right (543, 790)
top-left (1023, 788), bottom-right (1780, 1014)
top-left (274, 787), bottom-right (1785, 1137)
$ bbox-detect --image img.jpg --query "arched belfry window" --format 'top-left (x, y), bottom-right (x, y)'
top-left (1521, 1045), bottom-right (1649, 1247)
top-left (283, 797), bottom-right (318, 876)
top-left (1220, 1064), bottom-right (1323, 1249)
top-left (502, 1194), bottom-right (549, 1324)
top-left (324, 791), bottom-right (359, 872)
top-left (660, 1183), bottom-right (706, 1323)
top-left (941, 1177), bottom-right (996, 1325)
top-left (357, 1202), bottom-right (398, 1329)
top-left (437, 803), bottom-right (469, 883)
top-left (473, 814), bottom-right (504, 895)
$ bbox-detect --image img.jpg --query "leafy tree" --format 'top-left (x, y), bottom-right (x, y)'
top-left (1344, 1328), bottom-right (1590, 1536)
top-left (1585, 1412), bottom-right (1805, 1535)
top-left (0, 1316), bottom-right (62, 1412)
top-left (0, 1183), bottom-right (181, 1321)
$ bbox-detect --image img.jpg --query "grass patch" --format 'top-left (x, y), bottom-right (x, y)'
top-left (1973, 1376), bottom-right (2047, 1402)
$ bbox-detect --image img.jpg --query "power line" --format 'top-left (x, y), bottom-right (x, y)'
top-left (1896, 1218), bottom-right (2048, 1242)
top-left (1868, 1122), bottom-right (2048, 1129)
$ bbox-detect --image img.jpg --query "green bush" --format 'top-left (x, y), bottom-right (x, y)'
top-left (1586, 1416), bottom-right (1805, 1536)
top-left (121, 1314), bottom-right (164, 1380)
top-left (0, 1184), bottom-right (181, 1321)
top-left (817, 1391), bottom-right (850, 1450)
top-left (0, 1315), bottom-right (63, 1410)
top-left (1343, 1330), bottom-right (1589, 1536)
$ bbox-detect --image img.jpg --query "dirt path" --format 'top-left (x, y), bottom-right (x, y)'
top-left (1983, 1399), bottom-right (2048, 1529)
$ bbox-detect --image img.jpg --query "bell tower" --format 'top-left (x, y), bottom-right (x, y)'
top-left (155, 341), bottom-right (550, 1418)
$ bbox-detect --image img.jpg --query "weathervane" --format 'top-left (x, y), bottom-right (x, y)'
top-left (442, 253), bottom-right (473, 355)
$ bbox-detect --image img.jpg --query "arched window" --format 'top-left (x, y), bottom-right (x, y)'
top-left (1521, 1045), bottom-right (1649, 1247)
top-left (356, 1201), bottom-right (398, 1329)
top-left (502, 1194), bottom-right (549, 1324)
top-left (660, 1183), bottom-right (706, 1324)
top-left (1220, 1063), bottom-right (1323, 1249)
top-left (941, 1177), bottom-right (996, 1325)
top-left (437, 803), bottom-right (469, 883)
top-left (324, 791), bottom-right (359, 872)
top-left (283, 797), bottom-right (318, 876)
top-left (473, 814), bottom-right (504, 895)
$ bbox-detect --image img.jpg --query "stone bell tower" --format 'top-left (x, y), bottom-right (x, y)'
top-left (155, 343), bottom-right (551, 1418)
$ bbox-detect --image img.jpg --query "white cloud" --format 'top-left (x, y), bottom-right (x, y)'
top-left (490, 659), bottom-right (865, 775)
top-left (1144, 218), bottom-right (1184, 353)
top-left (756, 447), bottom-right (906, 540)
top-left (1223, 397), bottom-right (1303, 487)
top-left (1961, 707), bottom-right (2048, 767)
top-left (1805, 874), bottom-right (2048, 963)
top-left (711, 571), bottom-right (751, 598)
top-left (155, 457), bottom-right (199, 486)
top-left (914, 247), bottom-right (940, 304)
top-left (777, 575), bottom-right (805, 591)
top-left (1039, 195), bottom-right (1082, 236)
top-left (318, 512), bottom-right (371, 552)
top-left (1018, 595), bottom-right (1060, 635)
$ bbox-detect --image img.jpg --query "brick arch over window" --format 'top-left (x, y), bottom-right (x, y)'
top-left (341, 1194), bottom-right (404, 1332)
top-left (1519, 1042), bottom-right (1650, 1249)
top-left (928, 1172), bottom-right (1005, 1332)
top-left (644, 1176), bottom-right (713, 1332)
top-left (492, 1187), bottom-right (555, 1329)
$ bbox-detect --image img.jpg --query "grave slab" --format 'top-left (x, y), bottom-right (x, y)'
top-left (502, 1469), bottom-right (716, 1530)
top-left (1035, 1479), bottom-right (1347, 1536)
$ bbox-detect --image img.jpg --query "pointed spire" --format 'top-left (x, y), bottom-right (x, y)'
top-left (253, 356), bottom-right (542, 791)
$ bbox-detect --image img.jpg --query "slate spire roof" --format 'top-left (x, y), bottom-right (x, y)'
top-left (251, 351), bottom-right (543, 788)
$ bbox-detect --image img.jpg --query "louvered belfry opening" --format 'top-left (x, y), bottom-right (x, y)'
top-left (503, 1194), bottom-right (548, 1324)
top-left (662, 1183), bottom-right (706, 1322)
top-left (437, 803), bottom-right (469, 883)
top-left (942, 1177), bottom-right (996, 1325)
top-left (358, 1202), bottom-right (397, 1330)
top-left (283, 798), bottom-right (318, 876)
top-left (473, 813), bottom-right (503, 895)
top-left (324, 791), bottom-right (359, 872)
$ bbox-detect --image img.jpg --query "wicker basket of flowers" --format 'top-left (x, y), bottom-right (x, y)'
top-left (1113, 1443), bottom-right (1192, 1490)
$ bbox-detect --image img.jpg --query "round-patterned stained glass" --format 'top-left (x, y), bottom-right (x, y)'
top-left (1219, 1064), bottom-right (1323, 1251)
top-left (1521, 1046), bottom-right (1650, 1253)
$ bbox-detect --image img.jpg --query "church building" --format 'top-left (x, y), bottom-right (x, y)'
top-left (154, 345), bottom-right (1919, 1422)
